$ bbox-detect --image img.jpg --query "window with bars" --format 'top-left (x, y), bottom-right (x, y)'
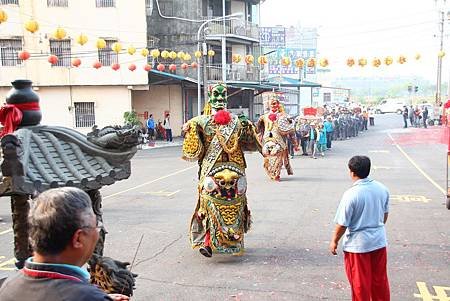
top-left (95, 0), bottom-right (115, 7)
top-left (74, 102), bottom-right (96, 128)
top-left (50, 39), bottom-right (71, 67)
top-left (47, 0), bottom-right (68, 7)
top-left (0, 0), bottom-right (19, 5)
top-left (0, 38), bottom-right (22, 66)
top-left (98, 39), bottom-right (117, 66)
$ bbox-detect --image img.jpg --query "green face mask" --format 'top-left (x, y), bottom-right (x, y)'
top-left (208, 83), bottom-right (227, 110)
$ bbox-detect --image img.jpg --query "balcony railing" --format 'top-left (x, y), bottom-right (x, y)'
top-left (209, 64), bottom-right (260, 82)
top-left (168, 63), bottom-right (261, 82)
top-left (206, 19), bottom-right (259, 41)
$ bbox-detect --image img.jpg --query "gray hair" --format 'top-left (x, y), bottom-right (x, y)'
top-left (29, 187), bottom-right (94, 255)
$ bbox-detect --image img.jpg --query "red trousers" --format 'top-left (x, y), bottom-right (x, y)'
top-left (344, 247), bottom-right (390, 301)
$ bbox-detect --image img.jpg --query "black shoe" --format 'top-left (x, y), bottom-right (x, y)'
top-left (199, 246), bottom-right (212, 258)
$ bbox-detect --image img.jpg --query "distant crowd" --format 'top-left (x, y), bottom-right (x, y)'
top-left (402, 105), bottom-right (430, 128)
top-left (289, 105), bottom-right (374, 159)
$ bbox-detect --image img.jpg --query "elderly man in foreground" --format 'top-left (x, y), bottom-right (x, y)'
top-left (0, 187), bottom-right (129, 301)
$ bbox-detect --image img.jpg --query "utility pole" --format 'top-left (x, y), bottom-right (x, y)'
top-left (221, 0), bottom-right (227, 83)
top-left (202, 41), bottom-right (209, 108)
top-left (447, 10), bottom-right (450, 100)
top-left (435, 0), bottom-right (446, 105)
top-left (298, 30), bottom-right (302, 109)
top-left (408, 85), bottom-right (413, 105)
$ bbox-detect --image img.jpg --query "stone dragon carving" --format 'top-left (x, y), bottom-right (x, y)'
top-left (87, 125), bottom-right (141, 150)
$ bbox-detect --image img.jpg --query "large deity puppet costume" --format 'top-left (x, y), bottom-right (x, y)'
top-left (257, 94), bottom-right (297, 181)
top-left (182, 83), bottom-right (261, 258)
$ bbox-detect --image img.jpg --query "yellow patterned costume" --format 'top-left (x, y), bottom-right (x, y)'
top-left (257, 95), bottom-right (297, 181)
top-left (182, 83), bottom-right (260, 256)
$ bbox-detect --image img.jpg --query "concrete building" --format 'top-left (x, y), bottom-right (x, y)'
top-left (134, 0), bottom-right (265, 132)
top-left (0, 0), bottom-right (148, 133)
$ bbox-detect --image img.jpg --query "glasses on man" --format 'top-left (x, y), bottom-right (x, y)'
top-left (80, 220), bottom-right (103, 232)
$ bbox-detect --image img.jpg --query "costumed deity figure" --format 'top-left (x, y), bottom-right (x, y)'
top-left (182, 83), bottom-right (261, 258)
top-left (257, 94), bottom-right (298, 181)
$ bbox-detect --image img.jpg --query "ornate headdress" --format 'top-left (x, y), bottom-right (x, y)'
top-left (264, 92), bottom-right (286, 113)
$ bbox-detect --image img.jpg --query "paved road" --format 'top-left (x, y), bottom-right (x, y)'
top-left (0, 113), bottom-right (449, 300)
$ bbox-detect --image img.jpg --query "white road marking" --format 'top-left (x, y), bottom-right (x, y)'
top-left (373, 165), bottom-right (392, 170)
top-left (0, 229), bottom-right (12, 236)
top-left (141, 189), bottom-right (181, 197)
top-left (0, 257), bottom-right (16, 271)
top-left (104, 166), bottom-right (195, 200)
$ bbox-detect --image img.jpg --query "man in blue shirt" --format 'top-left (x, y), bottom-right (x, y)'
top-left (329, 155), bottom-right (390, 301)
top-left (147, 114), bottom-right (155, 140)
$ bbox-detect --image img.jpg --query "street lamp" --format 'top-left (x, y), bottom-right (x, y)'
top-left (435, 0), bottom-right (447, 104)
top-left (447, 10), bottom-right (450, 100)
top-left (196, 13), bottom-right (243, 116)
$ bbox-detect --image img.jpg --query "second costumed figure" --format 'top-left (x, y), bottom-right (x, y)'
top-left (257, 94), bottom-right (297, 181)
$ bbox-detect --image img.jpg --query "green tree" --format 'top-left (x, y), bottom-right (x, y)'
top-left (123, 111), bottom-right (140, 126)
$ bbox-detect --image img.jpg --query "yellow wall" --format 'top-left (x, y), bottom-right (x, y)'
top-left (132, 85), bottom-right (183, 136)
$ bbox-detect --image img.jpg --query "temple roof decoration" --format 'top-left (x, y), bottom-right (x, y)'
top-left (0, 125), bottom-right (139, 196)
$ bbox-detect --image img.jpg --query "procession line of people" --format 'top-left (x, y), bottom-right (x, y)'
top-left (290, 108), bottom-right (372, 160)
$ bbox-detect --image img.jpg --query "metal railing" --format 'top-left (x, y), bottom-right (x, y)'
top-left (96, 0), bottom-right (115, 7)
top-left (98, 39), bottom-right (118, 66)
top-left (47, 0), bottom-right (68, 7)
top-left (206, 19), bottom-right (259, 40)
top-left (172, 63), bottom-right (260, 82)
top-left (220, 64), bottom-right (260, 82)
top-left (50, 39), bottom-right (71, 67)
top-left (0, 38), bottom-right (22, 66)
top-left (0, 0), bottom-right (19, 4)
top-left (74, 102), bottom-right (96, 128)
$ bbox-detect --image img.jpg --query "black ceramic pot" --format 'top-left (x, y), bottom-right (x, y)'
top-left (6, 79), bottom-right (42, 126)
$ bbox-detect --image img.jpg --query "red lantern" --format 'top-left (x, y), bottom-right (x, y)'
top-left (128, 63), bottom-right (136, 71)
top-left (71, 58), bottom-right (81, 67)
top-left (93, 60), bottom-right (102, 69)
top-left (111, 63), bottom-right (120, 71)
top-left (157, 63), bottom-right (165, 71)
top-left (191, 62), bottom-right (198, 69)
top-left (181, 63), bottom-right (188, 70)
top-left (48, 55), bottom-right (58, 65)
top-left (169, 64), bottom-right (176, 71)
top-left (144, 64), bottom-right (152, 71)
top-left (18, 50), bottom-right (30, 61)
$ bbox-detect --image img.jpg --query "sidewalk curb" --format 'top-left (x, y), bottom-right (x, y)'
top-left (138, 141), bottom-right (183, 151)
